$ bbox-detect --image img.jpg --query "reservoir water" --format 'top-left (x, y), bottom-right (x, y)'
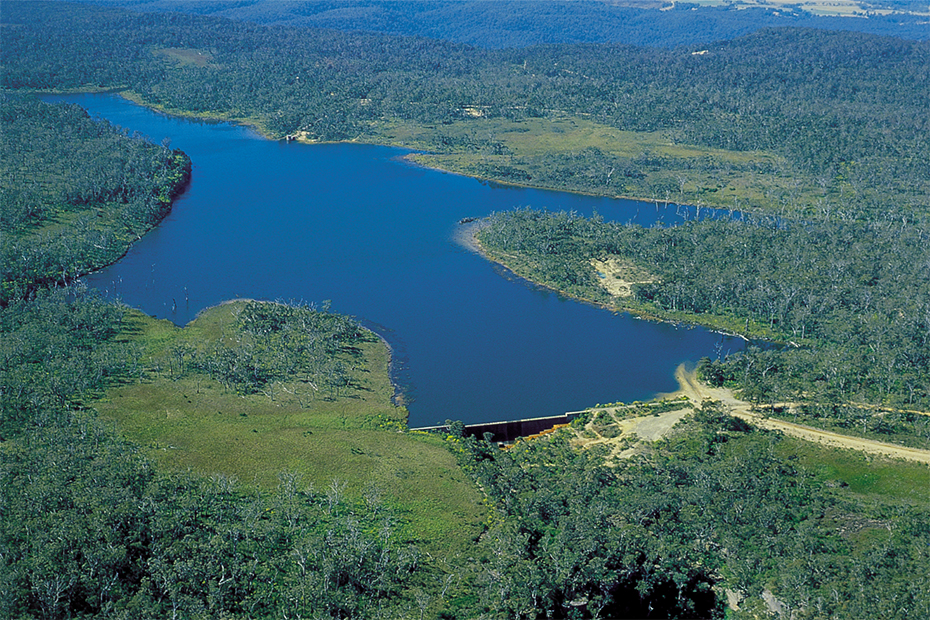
top-left (47, 94), bottom-right (743, 427)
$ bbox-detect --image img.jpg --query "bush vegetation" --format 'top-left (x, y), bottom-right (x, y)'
top-left (452, 401), bottom-right (930, 618)
top-left (2, 3), bottom-right (929, 617)
top-left (0, 94), bottom-right (190, 303)
top-left (477, 208), bottom-right (930, 447)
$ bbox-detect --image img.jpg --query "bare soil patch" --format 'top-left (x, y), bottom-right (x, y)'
top-left (564, 365), bottom-right (930, 465)
top-left (568, 406), bottom-right (692, 465)
top-left (590, 256), bottom-right (656, 298)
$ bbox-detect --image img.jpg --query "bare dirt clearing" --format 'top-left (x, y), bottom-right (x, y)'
top-left (590, 256), bottom-right (657, 298)
top-left (568, 404), bottom-right (694, 464)
top-left (568, 365), bottom-right (930, 465)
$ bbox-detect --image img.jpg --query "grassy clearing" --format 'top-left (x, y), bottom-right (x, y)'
top-left (779, 437), bottom-right (930, 503)
top-left (152, 47), bottom-right (214, 68)
top-left (119, 86), bottom-right (824, 214)
top-left (684, 0), bottom-right (926, 16)
top-left (96, 303), bottom-right (486, 554)
top-left (369, 115), bottom-right (820, 213)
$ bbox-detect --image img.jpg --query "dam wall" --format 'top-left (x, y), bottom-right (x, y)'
top-left (412, 412), bottom-right (580, 443)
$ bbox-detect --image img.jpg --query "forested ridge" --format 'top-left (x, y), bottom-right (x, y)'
top-left (67, 0), bottom-right (930, 48)
top-left (3, 2), bottom-right (930, 619)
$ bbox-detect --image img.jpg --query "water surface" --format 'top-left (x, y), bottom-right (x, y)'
top-left (47, 94), bottom-right (743, 426)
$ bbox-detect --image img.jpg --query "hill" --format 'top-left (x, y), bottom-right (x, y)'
top-left (67, 0), bottom-right (930, 47)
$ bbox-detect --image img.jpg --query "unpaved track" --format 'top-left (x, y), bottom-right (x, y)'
top-left (670, 365), bottom-right (930, 465)
top-left (568, 406), bottom-right (693, 463)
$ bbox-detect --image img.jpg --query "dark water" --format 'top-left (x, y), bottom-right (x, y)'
top-left (46, 94), bottom-right (743, 427)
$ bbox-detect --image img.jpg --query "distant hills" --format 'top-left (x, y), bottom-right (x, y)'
top-left (63, 0), bottom-right (930, 48)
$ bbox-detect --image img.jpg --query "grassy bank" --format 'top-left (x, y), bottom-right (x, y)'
top-left (93, 302), bottom-right (486, 555)
top-left (779, 437), bottom-right (930, 503)
top-left (365, 115), bottom-right (816, 214)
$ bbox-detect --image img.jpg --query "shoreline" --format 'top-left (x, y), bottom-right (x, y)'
top-left (56, 89), bottom-right (750, 416)
top-left (399, 152), bottom-right (675, 206)
top-left (111, 89), bottom-right (752, 338)
top-left (19, 95), bottom-right (193, 295)
top-left (47, 91), bottom-right (415, 417)
top-left (117, 90), bottom-right (753, 344)
top-left (362, 324), bottom-right (409, 415)
top-left (106, 89), bottom-right (737, 213)
top-left (467, 225), bottom-right (751, 342)
top-left (75, 160), bottom-right (191, 287)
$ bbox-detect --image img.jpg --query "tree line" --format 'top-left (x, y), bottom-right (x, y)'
top-left (174, 300), bottom-right (375, 401)
top-left (2, 412), bottom-right (429, 618)
top-left (68, 0), bottom-right (930, 48)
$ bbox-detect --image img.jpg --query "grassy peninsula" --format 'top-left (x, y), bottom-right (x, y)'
top-left (93, 300), bottom-right (485, 553)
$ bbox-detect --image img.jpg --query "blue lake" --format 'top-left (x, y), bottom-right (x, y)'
top-left (47, 94), bottom-right (743, 427)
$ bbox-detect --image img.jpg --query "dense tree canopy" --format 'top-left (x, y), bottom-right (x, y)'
top-left (453, 402), bottom-right (930, 619)
top-left (1, 410), bottom-right (431, 619)
top-left (68, 0), bottom-right (930, 48)
top-left (0, 94), bottom-right (190, 303)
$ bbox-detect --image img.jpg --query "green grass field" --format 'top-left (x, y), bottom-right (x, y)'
top-left (779, 437), bottom-right (930, 503)
top-left (366, 115), bottom-right (822, 214)
top-left (94, 303), bottom-right (487, 554)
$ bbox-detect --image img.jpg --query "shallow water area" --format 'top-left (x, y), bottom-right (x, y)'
top-left (46, 94), bottom-right (743, 426)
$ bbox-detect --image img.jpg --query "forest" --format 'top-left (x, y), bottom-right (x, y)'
top-left (1, 1), bottom-right (929, 618)
top-left (69, 0), bottom-right (930, 48)
top-left (0, 93), bottom-right (190, 303)
top-left (450, 403), bottom-right (929, 619)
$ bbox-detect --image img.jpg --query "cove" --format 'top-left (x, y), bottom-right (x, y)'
top-left (45, 94), bottom-right (744, 427)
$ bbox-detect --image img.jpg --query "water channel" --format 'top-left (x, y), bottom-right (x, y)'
top-left (46, 94), bottom-right (744, 427)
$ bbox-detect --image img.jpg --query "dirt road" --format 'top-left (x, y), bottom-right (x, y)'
top-left (670, 365), bottom-right (930, 465)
